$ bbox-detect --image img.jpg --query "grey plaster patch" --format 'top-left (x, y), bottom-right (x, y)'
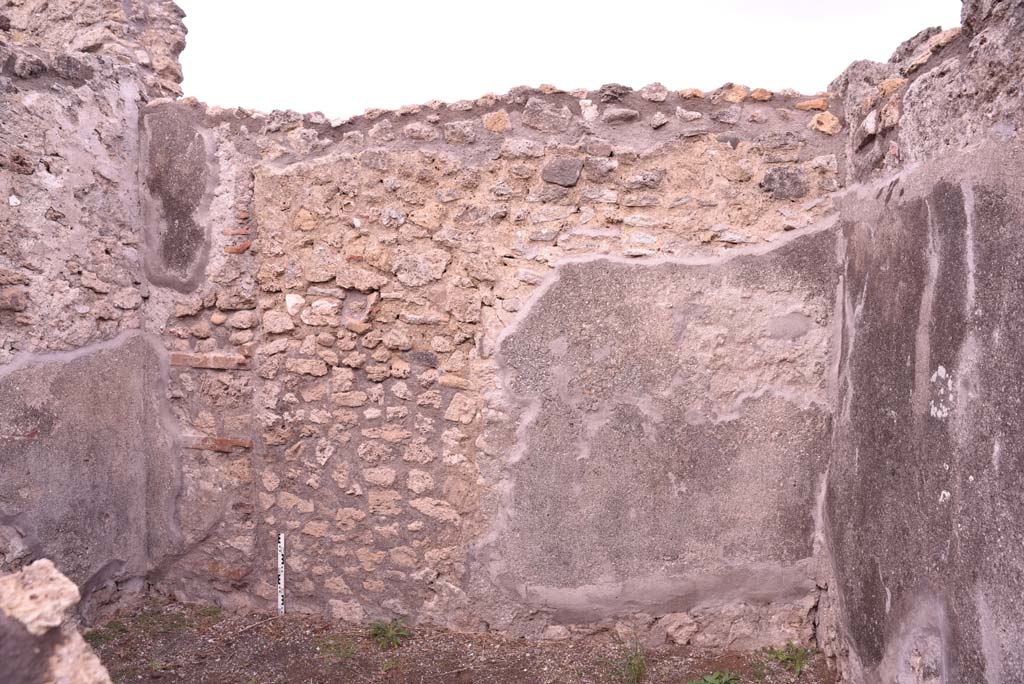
top-left (140, 102), bottom-right (217, 292)
top-left (471, 224), bottom-right (838, 631)
top-left (0, 332), bottom-right (183, 618)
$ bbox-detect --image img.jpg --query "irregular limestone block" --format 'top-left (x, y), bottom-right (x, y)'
top-left (0, 559), bottom-right (111, 684)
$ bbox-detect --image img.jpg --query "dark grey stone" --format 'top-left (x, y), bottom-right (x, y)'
top-left (599, 83), bottom-right (633, 103)
top-left (521, 97), bottom-right (573, 134)
top-left (712, 106), bottom-right (742, 125)
top-left (0, 611), bottom-right (55, 684)
top-left (52, 54), bottom-right (94, 83)
top-left (541, 157), bottom-right (583, 187)
top-left (601, 107), bottom-right (640, 124)
top-left (760, 167), bottom-right (810, 200)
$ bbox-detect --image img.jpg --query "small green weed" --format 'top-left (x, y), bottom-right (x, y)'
top-left (133, 609), bottom-right (188, 635)
top-left (147, 659), bottom-right (171, 673)
top-left (612, 641), bottom-right (647, 684)
top-left (688, 672), bottom-right (740, 684)
top-left (314, 633), bottom-right (358, 660)
top-left (382, 658), bottom-right (400, 673)
top-left (83, 619), bottom-right (129, 647)
top-left (764, 642), bottom-right (813, 678)
top-left (368, 619), bottom-right (412, 651)
top-left (195, 605), bottom-right (224, 621)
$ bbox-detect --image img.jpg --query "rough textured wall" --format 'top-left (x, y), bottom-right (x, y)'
top-left (6, 0), bottom-right (1024, 681)
top-left (470, 232), bottom-right (837, 646)
top-left (0, 559), bottom-right (111, 684)
top-left (0, 333), bottom-right (180, 618)
top-left (822, 2), bottom-right (1024, 682)
top-left (1, 0), bottom-right (186, 96)
top-left (0, 0), bottom-right (210, 618)
top-left (3, 0), bottom-right (852, 637)
top-left (1, 36), bottom-right (145, 362)
top-left (223, 85), bottom-right (846, 636)
top-left (829, 142), bottom-right (1024, 684)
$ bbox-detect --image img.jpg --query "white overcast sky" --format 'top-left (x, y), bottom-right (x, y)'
top-left (176, 0), bottom-right (962, 118)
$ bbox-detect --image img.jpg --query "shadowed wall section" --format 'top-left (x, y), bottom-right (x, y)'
top-left (827, 143), bottom-right (1024, 683)
top-left (0, 334), bottom-right (181, 618)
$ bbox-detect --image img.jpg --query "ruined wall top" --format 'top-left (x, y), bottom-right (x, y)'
top-left (0, 0), bottom-right (186, 96)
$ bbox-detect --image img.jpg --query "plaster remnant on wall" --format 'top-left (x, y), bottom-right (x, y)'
top-left (141, 103), bottom-right (217, 291)
top-left (469, 227), bottom-right (837, 640)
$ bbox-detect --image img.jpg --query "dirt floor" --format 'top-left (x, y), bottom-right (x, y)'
top-left (84, 600), bottom-right (838, 684)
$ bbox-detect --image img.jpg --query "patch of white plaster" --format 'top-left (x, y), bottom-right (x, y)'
top-left (929, 365), bottom-right (954, 419)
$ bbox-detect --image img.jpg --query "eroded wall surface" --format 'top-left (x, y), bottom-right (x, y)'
top-left (3, 0), bottom-right (853, 638)
top-left (3, 0), bottom-right (1024, 680)
top-left (0, 334), bottom-right (179, 617)
top-left (470, 234), bottom-right (837, 645)
top-left (820, 2), bottom-right (1024, 682)
top-left (829, 143), bottom-right (1024, 684)
top-left (227, 85), bottom-right (845, 634)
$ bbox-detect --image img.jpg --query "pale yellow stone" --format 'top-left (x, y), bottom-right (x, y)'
top-left (0, 559), bottom-right (79, 635)
top-left (388, 546), bottom-right (418, 569)
top-left (278, 491), bottom-right (314, 513)
top-left (302, 520), bottom-right (330, 537)
top-left (328, 599), bottom-right (365, 622)
top-left (362, 467), bottom-right (397, 487)
top-left (718, 84), bottom-right (750, 103)
top-left (482, 109), bottom-right (511, 133)
top-left (795, 97), bottom-right (828, 111)
top-left (260, 470), bottom-right (280, 491)
top-left (443, 392), bottom-right (477, 424)
top-left (368, 489), bottom-right (403, 516)
top-left (409, 497), bottom-right (460, 524)
top-left (335, 507), bottom-right (366, 531)
top-left (808, 111), bottom-right (842, 135)
top-left (355, 547), bottom-right (385, 571)
top-left (878, 77), bottom-right (908, 98)
top-left (292, 207), bottom-right (318, 231)
top-left (406, 469), bottom-right (434, 494)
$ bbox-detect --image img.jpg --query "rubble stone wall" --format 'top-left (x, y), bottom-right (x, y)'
top-left (2, 0), bottom-right (1024, 681)
top-left (149, 76), bottom-right (846, 643)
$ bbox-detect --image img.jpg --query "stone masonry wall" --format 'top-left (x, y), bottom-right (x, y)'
top-left (2, 0), bottom-right (852, 642)
top-left (3, 0), bottom-right (1024, 681)
top-left (154, 79), bottom-right (846, 642)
